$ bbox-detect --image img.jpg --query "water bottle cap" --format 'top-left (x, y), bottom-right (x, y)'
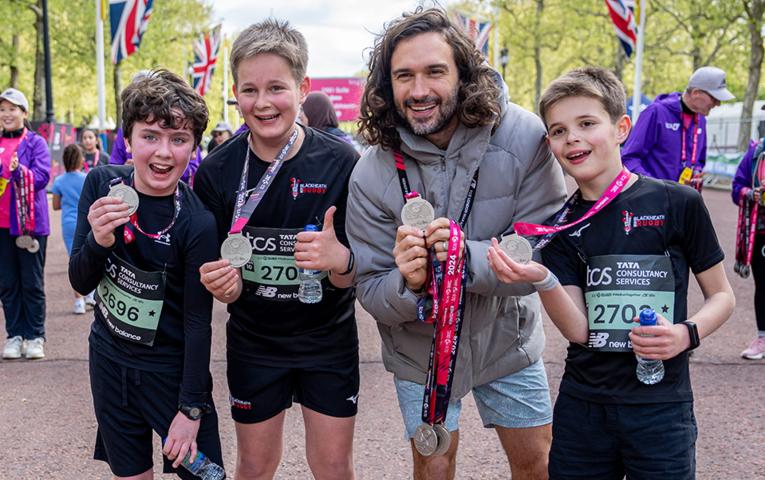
top-left (304, 224), bottom-right (319, 232)
top-left (639, 308), bottom-right (657, 326)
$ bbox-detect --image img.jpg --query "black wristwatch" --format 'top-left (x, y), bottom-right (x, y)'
top-left (682, 321), bottom-right (700, 351)
top-left (179, 403), bottom-right (207, 421)
top-left (336, 250), bottom-right (355, 276)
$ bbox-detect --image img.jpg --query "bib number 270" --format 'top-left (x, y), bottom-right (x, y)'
top-left (591, 303), bottom-right (651, 325)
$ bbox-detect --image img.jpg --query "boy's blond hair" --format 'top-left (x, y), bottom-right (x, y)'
top-left (539, 67), bottom-right (626, 126)
top-left (230, 18), bottom-right (308, 85)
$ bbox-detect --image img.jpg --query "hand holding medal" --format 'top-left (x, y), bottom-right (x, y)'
top-left (487, 237), bottom-right (548, 285)
top-left (88, 193), bottom-right (132, 249)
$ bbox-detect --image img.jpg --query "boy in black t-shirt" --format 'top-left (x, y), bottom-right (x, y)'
top-left (487, 67), bottom-right (735, 479)
top-left (193, 19), bottom-right (359, 480)
top-left (69, 70), bottom-right (224, 479)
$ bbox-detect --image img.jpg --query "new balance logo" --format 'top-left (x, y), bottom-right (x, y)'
top-left (569, 223), bottom-right (591, 238)
top-left (255, 286), bottom-right (277, 298)
top-left (588, 332), bottom-right (609, 348)
top-left (346, 393), bottom-right (359, 405)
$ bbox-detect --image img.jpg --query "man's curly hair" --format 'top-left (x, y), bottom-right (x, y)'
top-left (358, 8), bottom-right (501, 151)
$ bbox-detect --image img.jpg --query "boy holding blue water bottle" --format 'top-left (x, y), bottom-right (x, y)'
top-left (487, 67), bottom-right (735, 479)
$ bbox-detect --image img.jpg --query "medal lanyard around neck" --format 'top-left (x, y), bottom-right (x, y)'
top-left (229, 128), bottom-right (299, 234)
top-left (392, 150), bottom-right (475, 426)
top-left (681, 113), bottom-right (699, 169)
top-left (512, 168), bottom-right (632, 251)
top-left (14, 166), bottom-right (35, 235)
top-left (110, 174), bottom-right (182, 242)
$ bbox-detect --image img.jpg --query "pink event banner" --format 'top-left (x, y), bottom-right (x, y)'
top-left (310, 78), bottom-right (365, 122)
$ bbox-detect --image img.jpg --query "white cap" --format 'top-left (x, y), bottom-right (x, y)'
top-left (0, 88), bottom-right (29, 112)
top-left (687, 66), bottom-right (735, 101)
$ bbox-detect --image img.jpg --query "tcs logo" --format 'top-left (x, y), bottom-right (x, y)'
top-left (243, 232), bottom-right (276, 252)
top-left (587, 266), bottom-right (613, 287)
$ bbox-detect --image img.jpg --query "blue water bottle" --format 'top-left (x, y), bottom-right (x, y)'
top-left (298, 224), bottom-right (323, 304)
top-left (163, 438), bottom-right (225, 479)
top-left (635, 308), bottom-right (665, 385)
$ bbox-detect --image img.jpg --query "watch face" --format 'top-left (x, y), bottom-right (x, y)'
top-left (189, 407), bottom-right (202, 419)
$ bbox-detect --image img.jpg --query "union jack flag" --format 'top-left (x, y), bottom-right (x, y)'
top-left (605, 0), bottom-right (638, 58)
top-left (109, 0), bottom-right (154, 64)
top-left (191, 25), bottom-right (222, 97)
top-left (454, 13), bottom-right (492, 57)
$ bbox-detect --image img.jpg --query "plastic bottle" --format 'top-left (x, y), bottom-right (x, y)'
top-left (635, 308), bottom-right (665, 385)
top-left (163, 438), bottom-right (225, 480)
top-left (298, 224), bottom-right (323, 304)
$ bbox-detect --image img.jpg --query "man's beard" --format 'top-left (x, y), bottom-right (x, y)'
top-left (397, 86), bottom-right (459, 137)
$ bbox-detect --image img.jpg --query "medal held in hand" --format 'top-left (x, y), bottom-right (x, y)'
top-left (401, 194), bottom-right (435, 231)
top-left (108, 183), bottom-right (140, 216)
top-left (221, 233), bottom-right (252, 268)
top-left (499, 234), bottom-right (533, 264)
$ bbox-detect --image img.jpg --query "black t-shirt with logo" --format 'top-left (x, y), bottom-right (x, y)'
top-left (542, 176), bottom-right (724, 404)
top-left (69, 165), bottom-right (218, 405)
top-left (194, 127), bottom-right (360, 366)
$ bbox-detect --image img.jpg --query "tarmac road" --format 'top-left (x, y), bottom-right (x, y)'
top-left (0, 185), bottom-right (763, 479)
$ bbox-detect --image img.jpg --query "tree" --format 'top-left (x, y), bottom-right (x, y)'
top-left (738, 0), bottom-right (765, 151)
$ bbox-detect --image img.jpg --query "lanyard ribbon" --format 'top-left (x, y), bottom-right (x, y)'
top-left (681, 113), bottom-right (700, 170)
top-left (511, 168), bottom-right (631, 251)
top-left (735, 194), bottom-right (758, 278)
top-left (229, 129), bottom-right (299, 234)
top-left (14, 165), bottom-right (35, 234)
top-left (128, 188), bottom-right (182, 241)
top-left (392, 151), bottom-right (475, 426)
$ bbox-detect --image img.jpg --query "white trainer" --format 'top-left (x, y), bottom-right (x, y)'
top-left (3, 336), bottom-right (24, 359)
top-left (85, 291), bottom-right (96, 309)
top-left (25, 337), bottom-right (45, 360)
top-left (74, 298), bottom-right (86, 315)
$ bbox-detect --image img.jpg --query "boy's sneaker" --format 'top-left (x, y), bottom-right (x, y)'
top-left (2, 336), bottom-right (24, 359)
top-left (24, 337), bottom-right (45, 360)
top-left (741, 336), bottom-right (765, 360)
top-left (85, 292), bottom-right (96, 309)
top-left (74, 298), bottom-right (86, 315)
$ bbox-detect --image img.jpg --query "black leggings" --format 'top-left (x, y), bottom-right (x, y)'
top-left (751, 233), bottom-right (765, 331)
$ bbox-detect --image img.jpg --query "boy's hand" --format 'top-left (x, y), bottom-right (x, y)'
top-left (425, 217), bottom-right (465, 262)
top-left (394, 225), bottom-right (428, 292)
top-left (199, 259), bottom-right (241, 302)
top-left (487, 238), bottom-right (547, 284)
top-left (87, 196), bottom-right (130, 248)
top-left (163, 411), bottom-right (200, 469)
top-left (629, 314), bottom-right (691, 360)
top-left (294, 206), bottom-right (348, 272)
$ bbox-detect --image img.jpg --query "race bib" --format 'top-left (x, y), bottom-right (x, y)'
top-left (240, 226), bottom-right (327, 302)
top-left (585, 255), bottom-right (675, 352)
top-left (96, 254), bottom-right (165, 346)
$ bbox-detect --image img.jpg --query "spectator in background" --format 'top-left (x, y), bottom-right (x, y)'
top-left (207, 121), bottom-right (233, 154)
top-left (302, 91), bottom-right (353, 144)
top-left (622, 66), bottom-right (734, 192)
top-left (52, 144), bottom-right (90, 314)
top-left (0, 87), bottom-right (51, 360)
top-left (80, 127), bottom-right (110, 171)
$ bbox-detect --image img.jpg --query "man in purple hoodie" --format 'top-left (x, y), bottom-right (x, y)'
top-left (622, 66), bottom-right (735, 189)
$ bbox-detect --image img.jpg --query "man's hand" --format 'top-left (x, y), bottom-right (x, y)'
top-left (9, 153), bottom-right (18, 172)
top-left (87, 196), bottom-right (131, 248)
top-left (394, 225), bottom-right (428, 292)
top-left (487, 238), bottom-right (547, 284)
top-left (199, 259), bottom-right (242, 303)
top-left (163, 412), bottom-right (200, 469)
top-left (425, 217), bottom-right (465, 262)
top-left (294, 206), bottom-right (349, 272)
top-left (629, 314), bottom-right (690, 361)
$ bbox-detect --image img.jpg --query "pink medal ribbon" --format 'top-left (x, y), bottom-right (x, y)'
top-left (513, 168), bottom-right (631, 240)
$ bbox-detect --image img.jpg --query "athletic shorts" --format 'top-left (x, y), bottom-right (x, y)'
top-left (89, 348), bottom-right (223, 478)
top-left (548, 392), bottom-right (697, 480)
top-left (394, 358), bottom-right (553, 439)
top-left (227, 352), bottom-right (360, 424)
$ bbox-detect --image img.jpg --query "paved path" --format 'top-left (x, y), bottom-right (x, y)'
top-left (1, 186), bottom-right (763, 479)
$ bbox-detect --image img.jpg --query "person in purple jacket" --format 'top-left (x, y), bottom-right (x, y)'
top-left (0, 88), bottom-right (51, 360)
top-left (731, 133), bottom-right (765, 360)
top-left (622, 66), bottom-right (734, 190)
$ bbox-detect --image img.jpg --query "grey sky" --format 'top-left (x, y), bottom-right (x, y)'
top-left (212, 0), bottom-right (426, 77)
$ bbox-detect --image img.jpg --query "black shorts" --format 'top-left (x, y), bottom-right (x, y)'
top-left (227, 352), bottom-right (360, 424)
top-left (89, 348), bottom-right (224, 479)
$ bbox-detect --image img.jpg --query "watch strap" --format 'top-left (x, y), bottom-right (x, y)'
top-left (681, 320), bottom-right (700, 351)
top-left (336, 250), bottom-right (355, 275)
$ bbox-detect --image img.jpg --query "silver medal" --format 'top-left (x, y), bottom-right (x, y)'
top-left (499, 234), bottom-right (533, 264)
top-left (15, 235), bottom-right (33, 249)
top-left (433, 423), bottom-right (451, 456)
top-left (414, 423), bottom-right (438, 457)
top-left (27, 238), bottom-right (40, 254)
top-left (221, 233), bottom-right (252, 268)
top-left (401, 197), bottom-right (435, 231)
top-left (107, 183), bottom-right (140, 216)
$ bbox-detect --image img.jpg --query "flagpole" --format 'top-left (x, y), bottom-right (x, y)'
top-left (96, 0), bottom-right (106, 129)
top-left (631, 0), bottom-right (646, 124)
top-left (222, 37), bottom-right (229, 124)
top-left (492, 6), bottom-right (500, 71)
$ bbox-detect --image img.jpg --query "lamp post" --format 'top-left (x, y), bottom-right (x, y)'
top-left (42, 0), bottom-right (54, 123)
top-left (500, 47), bottom-right (509, 80)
